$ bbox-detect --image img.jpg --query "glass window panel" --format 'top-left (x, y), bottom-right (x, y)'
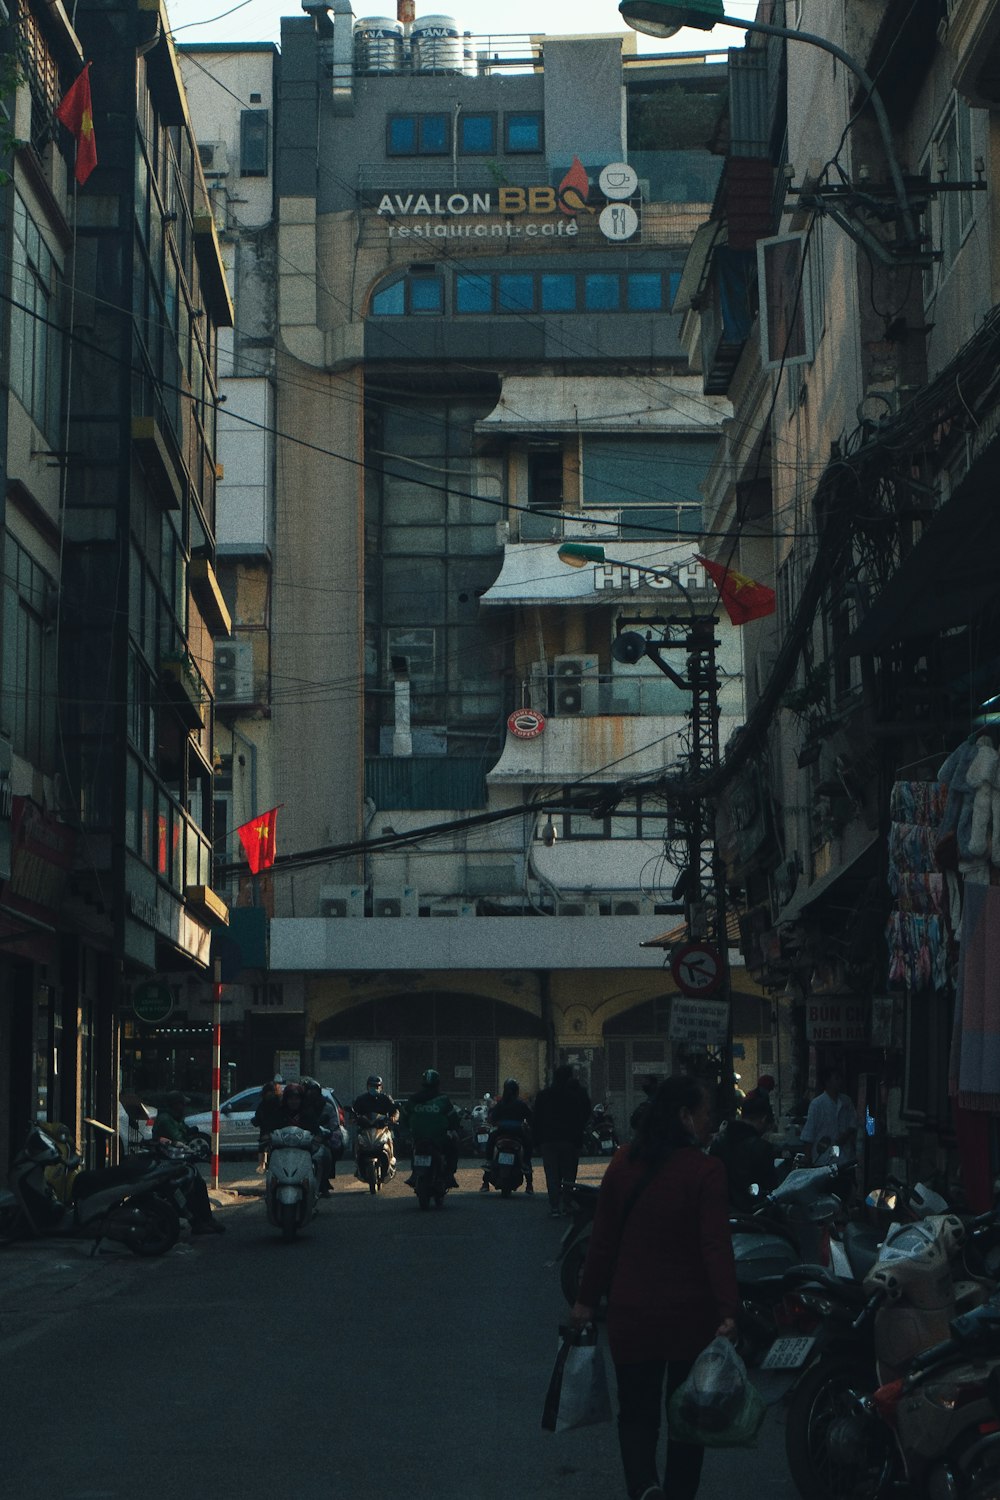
top-left (584, 273), bottom-right (620, 311)
top-left (239, 109), bottom-right (269, 176)
top-left (126, 756), bottom-right (139, 851)
top-left (382, 474), bottom-right (446, 523)
top-left (382, 525), bottom-right (447, 553)
top-left (506, 113), bottom-right (542, 152)
top-left (540, 274), bottom-right (576, 311)
top-left (141, 774), bottom-right (155, 865)
top-left (581, 436), bottom-right (717, 508)
top-left (498, 274), bottom-right (534, 312)
top-left (460, 114), bottom-right (495, 153)
top-left (383, 559), bottom-right (445, 624)
top-left (626, 272), bottom-right (662, 310)
top-left (409, 276), bottom-right (443, 313)
top-left (455, 273), bottom-right (493, 313)
top-left (420, 114), bottom-right (449, 153)
top-left (372, 280), bottom-right (405, 316)
top-left (388, 115), bottom-right (417, 153)
top-left (382, 406), bottom-right (447, 457)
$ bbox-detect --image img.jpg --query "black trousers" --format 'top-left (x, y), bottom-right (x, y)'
top-left (614, 1358), bottom-right (704, 1500)
top-left (540, 1140), bottom-right (579, 1207)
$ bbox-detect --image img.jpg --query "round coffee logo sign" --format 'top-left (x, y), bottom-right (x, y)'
top-left (507, 710), bottom-right (546, 739)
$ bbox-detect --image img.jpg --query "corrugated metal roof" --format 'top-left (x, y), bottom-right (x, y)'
top-left (640, 907), bottom-right (743, 949)
top-left (365, 756), bottom-right (488, 811)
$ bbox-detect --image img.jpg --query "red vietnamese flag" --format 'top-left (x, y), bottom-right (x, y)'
top-left (696, 554), bottom-right (776, 626)
top-left (237, 807), bottom-right (279, 874)
top-left (56, 63), bottom-right (97, 185)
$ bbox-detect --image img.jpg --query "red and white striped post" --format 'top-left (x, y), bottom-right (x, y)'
top-left (211, 957), bottom-right (223, 1190)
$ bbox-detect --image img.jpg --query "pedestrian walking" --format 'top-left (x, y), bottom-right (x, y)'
top-left (570, 1075), bottom-right (738, 1500)
top-left (532, 1064), bottom-right (592, 1215)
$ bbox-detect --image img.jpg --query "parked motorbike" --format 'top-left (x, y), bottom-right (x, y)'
top-left (556, 1181), bottom-right (601, 1306)
top-left (583, 1103), bottom-right (618, 1156)
top-left (354, 1113), bottom-right (395, 1194)
top-left (408, 1138), bottom-right (452, 1210)
top-left (483, 1132), bottom-right (527, 1198)
top-left (265, 1124), bottom-right (320, 1240)
top-left (0, 1124), bottom-right (180, 1257)
top-left (782, 1210), bottom-right (1000, 1500)
top-left (134, 1137), bottom-right (217, 1230)
top-left (871, 1290), bottom-right (1000, 1498)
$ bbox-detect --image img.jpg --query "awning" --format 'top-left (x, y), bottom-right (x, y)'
top-left (640, 908), bottom-right (743, 948)
top-left (775, 835), bottom-right (879, 925)
top-left (480, 542), bottom-right (718, 608)
top-left (474, 374), bottom-right (729, 435)
top-left (672, 219), bottom-right (725, 315)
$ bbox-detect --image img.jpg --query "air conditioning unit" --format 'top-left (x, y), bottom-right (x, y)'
top-left (197, 140), bottom-right (229, 176)
top-left (215, 641), bottom-right (254, 705)
top-left (429, 902), bottom-right (476, 917)
top-left (319, 883), bottom-right (365, 917)
top-left (371, 886), bottom-right (418, 918)
top-left (557, 900), bottom-right (600, 917)
top-left (563, 509), bottom-right (621, 540)
top-left (495, 520), bottom-right (511, 547)
top-left (552, 655), bottom-right (599, 716)
top-left (611, 896), bottom-right (655, 916)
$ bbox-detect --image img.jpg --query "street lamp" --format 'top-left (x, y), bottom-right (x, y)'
top-left (557, 540), bottom-right (736, 1110)
top-left (616, 0), bottom-right (918, 251)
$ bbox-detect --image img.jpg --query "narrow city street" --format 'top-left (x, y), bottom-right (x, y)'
top-left (1, 1159), bottom-right (798, 1500)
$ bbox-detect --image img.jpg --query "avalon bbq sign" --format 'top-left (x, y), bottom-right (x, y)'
top-left (375, 159), bottom-right (641, 243)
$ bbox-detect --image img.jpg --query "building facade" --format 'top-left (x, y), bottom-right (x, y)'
top-left (0, 0), bottom-right (232, 1164)
top-left (180, 11), bottom-right (777, 1125)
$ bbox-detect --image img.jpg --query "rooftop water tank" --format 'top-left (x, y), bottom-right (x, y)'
top-left (354, 16), bottom-right (404, 74)
top-left (411, 14), bottom-right (462, 74)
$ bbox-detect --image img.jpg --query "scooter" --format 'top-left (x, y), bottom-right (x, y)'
top-left (584, 1103), bottom-right (618, 1156)
top-left (0, 1124), bottom-right (180, 1257)
top-left (265, 1124), bottom-right (320, 1241)
top-left (354, 1113), bottom-right (395, 1194)
top-left (483, 1133), bottom-right (527, 1197)
top-left (556, 1180), bottom-right (601, 1305)
top-left (408, 1138), bottom-right (452, 1210)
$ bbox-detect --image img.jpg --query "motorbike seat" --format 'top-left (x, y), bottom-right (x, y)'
top-left (841, 1220), bottom-right (881, 1281)
top-left (72, 1164), bottom-right (149, 1200)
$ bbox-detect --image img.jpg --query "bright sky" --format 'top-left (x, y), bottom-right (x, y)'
top-left (164, 0), bottom-right (760, 53)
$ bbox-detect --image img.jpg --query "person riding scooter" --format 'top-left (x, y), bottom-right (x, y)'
top-left (709, 1093), bottom-right (778, 1213)
top-left (151, 1092), bottom-right (224, 1234)
top-left (481, 1079), bottom-right (534, 1195)
top-left (352, 1075), bottom-right (399, 1181)
top-left (401, 1069), bottom-right (461, 1189)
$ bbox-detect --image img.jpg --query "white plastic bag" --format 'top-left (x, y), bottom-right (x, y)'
top-left (541, 1325), bottom-right (613, 1433)
top-left (668, 1336), bottom-right (766, 1447)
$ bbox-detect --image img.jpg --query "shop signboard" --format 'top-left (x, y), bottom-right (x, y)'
top-left (805, 999), bottom-right (867, 1044)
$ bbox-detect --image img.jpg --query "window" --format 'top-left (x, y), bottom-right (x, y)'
top-left (2, 533), bottom-right (56, 768)
top-left (460, 113), bottom-right (495, 154)
top-left (554, 789), bottom-right (670, 840)
top-left (505, 112), bottom-right (543, 153)
top-left (370, 273), bottom-right (444, 316)
top-left (239, 109), bottom-right (269, 176)
top-left (626, 272), bottom-right (663, 310)
top-left (456, 273), bottom-right (493, 313)
top-left (585, 273), bottom-right (620, 311)
top-left (581, 435), bottom-right (717, 535)
top-left (922, 94), bottom-right (977, 303)
top-left (372, 280), bottom-right (405, 316)
top-left (387, 112), bottom-right (450, 155)
top-left (497, 274), bottom-right (534, 312)
top-left (541, 274), bottom-right (576, 312)
top-left (527, 449), bottom-right (563, 509)
top-left (9, 193), bottom-right (62, 442)
top-left (409, 276), bottom-right (444, 314)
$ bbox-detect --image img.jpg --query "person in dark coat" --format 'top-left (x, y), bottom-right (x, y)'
top-left (481, 1078), bottom-right (535, 1193)
top-left (532, 1064), bottom-right (592, 1216)
top-left (741, 1073), bottom-right (776, 1130)
top-left (252, 1080), bottom-right (284, 1173)
top-left (709, 1093), bottom-right (778, 1213)
top-left (572, 1075), bottom-right (738, 1500)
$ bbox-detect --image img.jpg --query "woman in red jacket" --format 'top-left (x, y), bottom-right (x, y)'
top-left (571, 1075), bottom-right (738, 1500)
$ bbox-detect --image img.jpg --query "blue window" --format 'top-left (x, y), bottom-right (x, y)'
top-left (505, 112), bottom-right (542, 153)
top-left (498, 274), bottom-right (535, 312)
top-left (668, 270), bottom-right (682, 306)
top-left (387, 113), bottom-right (450, 155)
top-left (372, 280), bottom-right (405, 316)
top-left (541, 274), bottom-right (576, 312)
top-left (460, 114), bottom-right (495, 154)
top-left (409, 276), bottom-right (444, 313)
top-left (456, 273), bottom-right (493, 313)
top-left (585, 273), bottom-right (620, 311)
top-left (626, 273), bottom-right (662, 310)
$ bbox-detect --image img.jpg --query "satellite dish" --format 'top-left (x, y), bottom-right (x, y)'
top-left (611, 631), bottom-right (648, 665)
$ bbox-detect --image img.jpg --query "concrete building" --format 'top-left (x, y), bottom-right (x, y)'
top-left (0, 0), bottom-right (232, 1164)
top-left (180, 11), bottom-right (778, 1124)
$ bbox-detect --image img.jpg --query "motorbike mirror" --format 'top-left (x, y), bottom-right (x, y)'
top-left (749, 1183), bottom-right (760, 1197)
top-left (831, 1145), bottom-right (841, 1158)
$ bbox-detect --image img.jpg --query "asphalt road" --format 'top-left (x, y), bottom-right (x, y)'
top-left (0, 1159), bottom-right (798, 1500)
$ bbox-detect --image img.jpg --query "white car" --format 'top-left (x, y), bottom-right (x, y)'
top-left (184, 1084), bottom-right (349, 1158)
top-left (118, 1101), bottom-right (155, 1155)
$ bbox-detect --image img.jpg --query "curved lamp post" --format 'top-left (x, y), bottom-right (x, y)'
top-left (616, 0), bottom-right (917, 249)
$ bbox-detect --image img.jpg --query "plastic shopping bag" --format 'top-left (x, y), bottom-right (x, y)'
top-left (667, 1336), bottom-right (766, 1448)
top-left (541, 1324), bottom-right (613, 1433)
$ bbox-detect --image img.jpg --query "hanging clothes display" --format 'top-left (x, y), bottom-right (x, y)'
top-left (885, 781), bottom-right (951, 994)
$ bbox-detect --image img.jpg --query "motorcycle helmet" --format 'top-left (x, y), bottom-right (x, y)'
top-left (283, 1083), bottom-right (304, 1104)
top-left (367, 1075), bottom-right (383, 1092)
top-left (422, 1068), bottom-right (440, 1087)
top-left (502, 1078), bottom-right (519, 1095)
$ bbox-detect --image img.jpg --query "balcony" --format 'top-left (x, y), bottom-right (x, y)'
top-left (947, 0), bottom-right (1000, 107)
top-left (160, 651), bottom-right (207, 730)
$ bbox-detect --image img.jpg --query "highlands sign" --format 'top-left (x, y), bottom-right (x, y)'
top-left (375, 159), bottom-right (641, 243)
